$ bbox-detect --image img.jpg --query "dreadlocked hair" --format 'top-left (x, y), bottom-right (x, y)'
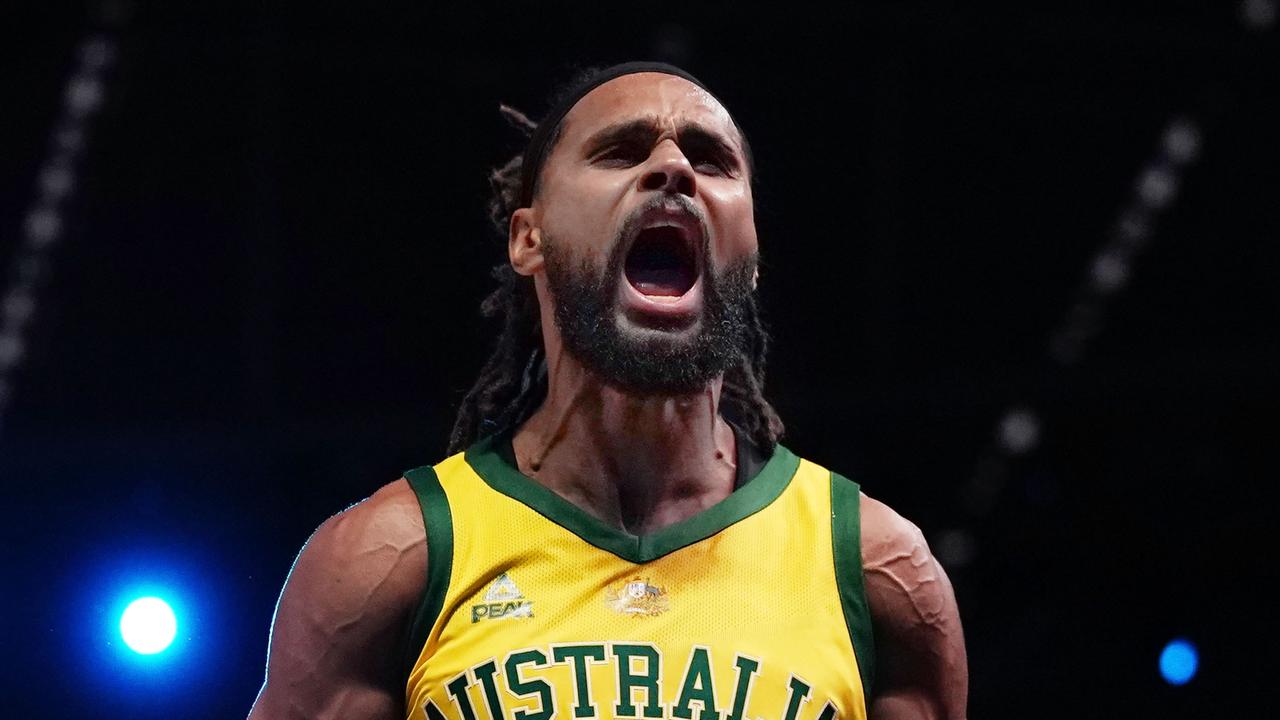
top-left (447, 79), bottom-right (784, 455)
top-left (446, 104), bottom-right (544, 455)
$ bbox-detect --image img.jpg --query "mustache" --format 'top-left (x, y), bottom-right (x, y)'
top-left (612, 194), bottom-right (710, 256)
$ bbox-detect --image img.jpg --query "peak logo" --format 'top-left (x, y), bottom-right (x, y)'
top-left (472, 572), bottom-right (534, 623)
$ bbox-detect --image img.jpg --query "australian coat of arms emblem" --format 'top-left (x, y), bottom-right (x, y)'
top-left (605, 577), bottom-right (669, 617)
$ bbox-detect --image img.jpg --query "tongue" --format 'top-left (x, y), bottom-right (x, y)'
top-left (624, 226), bottom-right (697, 297)
top-left (628, 265), bottom-right (696, 297)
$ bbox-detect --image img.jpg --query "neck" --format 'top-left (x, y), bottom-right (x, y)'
top-left (511, 348), bottom-right (737, 535)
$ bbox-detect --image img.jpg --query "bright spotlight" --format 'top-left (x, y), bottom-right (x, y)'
top-left (1159, 638), bottom-right (1199, 686)
top-left (119, 596), bottom-right (178, 655)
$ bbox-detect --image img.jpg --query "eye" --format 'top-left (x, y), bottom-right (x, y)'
top-left (594, 143), bottom-right (648, 167)
top-left (693, 157), bottom-right (727, 175)
top-left (689, 151), bottom-right (732, 176)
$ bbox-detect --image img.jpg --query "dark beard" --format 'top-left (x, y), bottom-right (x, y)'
top-left (542, 231), bottom-right (756, 397)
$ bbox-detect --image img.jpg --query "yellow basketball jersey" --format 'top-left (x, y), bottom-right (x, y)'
top-left (401, 433), bottom-right (874, 720)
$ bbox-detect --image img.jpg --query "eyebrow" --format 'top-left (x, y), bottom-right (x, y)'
top-left (581, 117), bottom-right (742, 168)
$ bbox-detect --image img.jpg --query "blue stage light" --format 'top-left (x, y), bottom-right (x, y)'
top-left (1159, 638), bottom-right (1198, 686)
top-left (119, 596), bottom-right (178, 655)
top-left (74, 548), bottom-right (227, 708)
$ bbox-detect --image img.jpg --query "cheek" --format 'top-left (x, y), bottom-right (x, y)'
top-left (539, 172), bottom-right (632, 261)
top-left (704, 186), bottom-right (758, 267)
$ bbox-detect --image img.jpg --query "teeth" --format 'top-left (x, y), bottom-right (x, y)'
top-left (630, 212), bottom-right (700, 257)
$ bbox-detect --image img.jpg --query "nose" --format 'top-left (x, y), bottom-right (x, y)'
top-left (638, 139), bottom-right (696, 197)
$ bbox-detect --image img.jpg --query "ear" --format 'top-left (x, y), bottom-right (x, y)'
top-left (509, 207), bottom-right (545, 276)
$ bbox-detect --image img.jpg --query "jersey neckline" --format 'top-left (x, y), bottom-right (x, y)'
top-left (463, 432), bottom-right (801, 564)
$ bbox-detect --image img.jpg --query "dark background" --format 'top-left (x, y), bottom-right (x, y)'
top-left (2, 2), bottom-right (1276, 718)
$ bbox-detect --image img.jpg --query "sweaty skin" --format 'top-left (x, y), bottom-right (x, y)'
top-left (247, 72), bottom-right (968, 719)
top-left (506, 73), bottom-right (753, 535)
top-left (246, 486), bottom-right (967, 719)
top-left (861, 495), bottom-right (969, 719)
top-left (248, 481), bottom-right (426, 718)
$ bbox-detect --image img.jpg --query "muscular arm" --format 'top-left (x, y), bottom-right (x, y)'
top-left (247, 479), bottom-right (427, 720)
top-left (861, 493), bottom-right (968, 720)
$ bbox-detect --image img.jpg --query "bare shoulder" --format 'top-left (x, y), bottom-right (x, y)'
top-left (291, 477), bottom-right (428, 617)
top-left (315, 477), bottom-right (429, 585)
top-left (247, 478), bottom-right (427, 719)
top-left (859, 492), bottom-right (968, 719)
top-left (859, 493), bottom-right (936, 602)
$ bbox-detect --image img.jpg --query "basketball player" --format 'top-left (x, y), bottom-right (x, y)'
top-left (247, 62), bottom-right (967, 720)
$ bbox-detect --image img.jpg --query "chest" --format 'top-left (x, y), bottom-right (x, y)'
top-left (404, 460), bottom-right (867, 720)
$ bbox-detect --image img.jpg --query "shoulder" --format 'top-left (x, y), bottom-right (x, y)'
top-left (857, 491), bottom-right (969, 717)
top-left (858, 493), bottom-right (932, 581)
top-left (249, 477), bottom-right (430, 717)
top-left (296, 477), bottom-right (428, 618)
top-left (824, 467), bottom-right (934, 574)
top-left (324, 476), bottom-right (427, 551)
top-left (857, 490), bottom-right (952, 631)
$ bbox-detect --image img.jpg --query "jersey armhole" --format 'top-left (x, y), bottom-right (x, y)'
top-left (401, 465), bottom-right (454, 682)
top-left (831, 471), bottom-right (876, 696)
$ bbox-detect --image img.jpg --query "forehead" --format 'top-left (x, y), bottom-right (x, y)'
top-left (557, 72), bottom-right (743, 149)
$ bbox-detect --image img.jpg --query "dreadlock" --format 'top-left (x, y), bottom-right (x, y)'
top-left (447, 71), bottom-right (784, 455)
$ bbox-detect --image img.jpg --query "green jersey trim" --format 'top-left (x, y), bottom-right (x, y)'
top-left (831, 471), bottom-right (876, 695)
top-left (402, 465), bottom-right (454, 681)
top-left (464, 433), bottom-right (801, 564)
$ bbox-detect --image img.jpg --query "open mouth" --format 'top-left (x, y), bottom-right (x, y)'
top-left (623, 224), bottom-right (699, 298)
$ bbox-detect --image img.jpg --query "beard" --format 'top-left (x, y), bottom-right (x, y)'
top-left (541, 227), bottom-right (756, 397)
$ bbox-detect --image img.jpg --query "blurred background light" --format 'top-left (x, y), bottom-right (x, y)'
top-left (120, 596), bottom-right (178, 655)
top-left (1137, 166), bottom-right (1179, 209)
top-left (23, 208), bottom-right (62, 248)
top-left (38, 163), bottom-right (76, 200)
top-left (65, 75), bottom-right (104, 116)
top-left (1160, 638), bottom-right (1199, 686)
top-left (997, 408), bottom-right (1041, 456)
top-left (1162, 118), bottom-right (1202, 166)
top-left (1241, 0), bottom-right (1278, 30)
top-left (1090, 252), bottom-right (1130, 294)
top-left (935, 528), bottom-right (977, 569)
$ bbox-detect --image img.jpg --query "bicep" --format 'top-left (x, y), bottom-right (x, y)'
top-left (248, 481), bottom-right (426, 720)
top-left (861, 494), bottom-right (968, 720)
